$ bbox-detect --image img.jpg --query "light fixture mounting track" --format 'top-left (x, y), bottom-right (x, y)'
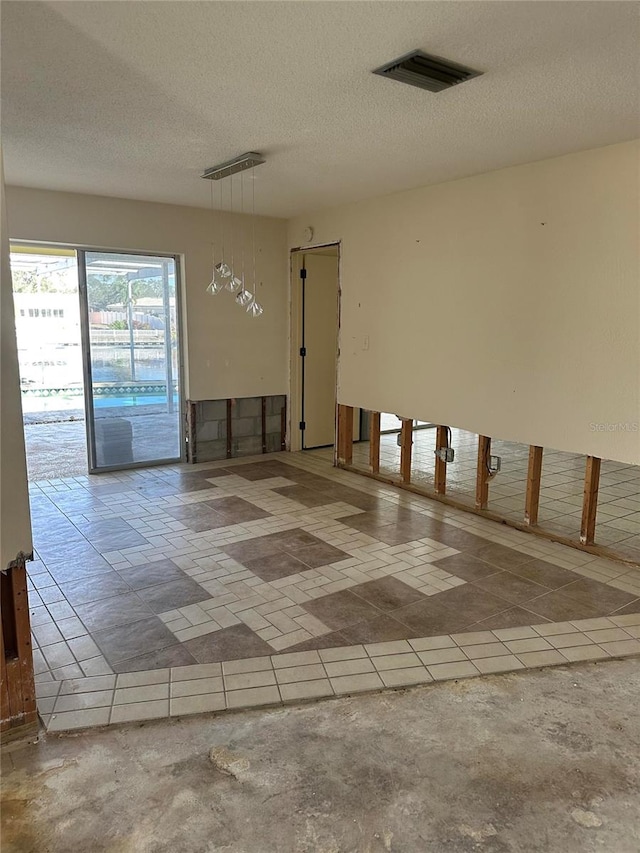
top-left (201, 152), bottom-right (265, 181)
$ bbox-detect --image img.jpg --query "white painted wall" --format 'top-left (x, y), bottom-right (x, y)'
top-left (1, 152), bottom-right (33, 568)
top-left (6, 187), bottom-right (289, 401)
top-left (289, 141), bottom-right (640, 465)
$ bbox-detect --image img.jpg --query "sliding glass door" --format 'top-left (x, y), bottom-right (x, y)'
top-left (78, 250), bottom-right (183, 471)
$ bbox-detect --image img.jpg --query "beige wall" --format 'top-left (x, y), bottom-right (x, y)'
top-left (1, 152), bottom-right (33, 568)
top-left (6, 187), bottom-right (289, 401)
top-left (289, 141), bottom-right (640, 466)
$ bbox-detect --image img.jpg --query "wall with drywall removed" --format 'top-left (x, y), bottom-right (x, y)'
top-left (289, 141), bottom-right (640, 465)
top-left (5, 187), bottom-right (289, 402)
top-left (1, 152), bottom-right (32, 568)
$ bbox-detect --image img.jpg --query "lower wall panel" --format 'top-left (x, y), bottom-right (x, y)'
top-left (344, 407), bottom-right (640, 567)
top-left (187, 395), bottom-right (286, 463)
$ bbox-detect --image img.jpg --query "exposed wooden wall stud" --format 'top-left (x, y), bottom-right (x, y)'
top-left (580, 455), bottom-right (602, 545)
top-left (280, 401), bottom-right (287, 451)
top-left (261, 397), bottom-right (267, 454)
top-left (337, 404), bottom-right (354, 465)
top-left (226, 399), bottom-right (233, 458)
top-left (476, 435), bottom-right (491, 509)
top-left (400, 419), bottom-right (413, 484)
top-left (434, 425), bottom-right (449, 495)
top-left (186, 401), bottom-right (198, 463)
top-left (524, 445), bottom-right (544, 525)
top-left (369, 412), bottom-right (381, 474)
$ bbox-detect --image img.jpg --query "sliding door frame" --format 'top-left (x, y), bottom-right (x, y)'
top-left (77, 247), bottom-right (186, 473)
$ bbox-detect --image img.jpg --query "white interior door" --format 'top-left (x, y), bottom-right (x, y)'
top-left (301, 253), bottom-right (339, 449)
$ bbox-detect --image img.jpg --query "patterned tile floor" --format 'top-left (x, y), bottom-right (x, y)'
top-left (28, 450), bottom-right (640, 731)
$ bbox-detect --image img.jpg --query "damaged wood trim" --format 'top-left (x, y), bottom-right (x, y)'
top-left (1, 560), bottom-right (36, 733)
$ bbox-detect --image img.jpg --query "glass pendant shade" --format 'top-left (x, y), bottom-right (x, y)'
top-left (205, 162), bottom-right (266, 312)
top-left (225, 275), bottom-right (242, 293)
top-left (235, 289), bottom-right (253, 307)
top-left (246, 299), bottom-right (264, 318)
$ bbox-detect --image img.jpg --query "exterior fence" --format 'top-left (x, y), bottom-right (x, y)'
top-left (89, 326), bottom-right (166, 344)
top-left (21, 381), bottom-right (178, 399)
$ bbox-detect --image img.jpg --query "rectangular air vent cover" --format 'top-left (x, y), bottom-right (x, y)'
top-left (373, 50), bottom-right (481, 93)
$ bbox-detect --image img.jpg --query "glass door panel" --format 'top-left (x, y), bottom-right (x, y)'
top-left (78, 250), bottom-right (182, 471)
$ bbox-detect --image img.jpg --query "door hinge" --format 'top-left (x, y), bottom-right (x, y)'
top-left (299, 421), bottom-right (306, 431)
top-left (299, 347), bottom-right (306, 357)
top-left (300, 268), bottom-right (307, 280)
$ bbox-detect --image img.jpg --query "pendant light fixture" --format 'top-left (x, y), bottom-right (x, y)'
top-left (247, 300), bottom-right (264, 318)
top-left (202, 152), bottom-right (265, 317)
top-left (246, 164), bottom-right (264, 317)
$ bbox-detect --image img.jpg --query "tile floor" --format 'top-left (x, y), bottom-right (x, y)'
top-left (28, 449), bottom-right (640, 731)
top-left (352, 423), bottom-right (640, 563)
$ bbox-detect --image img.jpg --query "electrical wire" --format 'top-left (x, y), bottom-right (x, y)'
top-left (484, 438), bottom-right (498, 480)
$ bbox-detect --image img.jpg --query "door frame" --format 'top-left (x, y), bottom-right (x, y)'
top-left (289, 242), bottom-right (341, 456)
top-left (77, 247), bottom-right (187, 473)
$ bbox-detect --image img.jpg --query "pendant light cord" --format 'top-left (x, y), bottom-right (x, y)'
top-left (240, 171), bottom-right (245, 293)
top-left (252, 166), bottom-right (256, 294)
top-left (220, 176), bottom-right (225, 266)
top-left (211, 181), bottom-right (216, 270)
top-left (229, 174), bottom-right (234, 271)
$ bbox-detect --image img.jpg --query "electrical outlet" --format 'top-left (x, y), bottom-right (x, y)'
top-left (489, 455), bottom-right (502, 474)
top-left (435, 447), bottom-right (455, 463)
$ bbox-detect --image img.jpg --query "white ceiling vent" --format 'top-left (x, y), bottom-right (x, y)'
top-left (373, 50), bottom-right (482, 93)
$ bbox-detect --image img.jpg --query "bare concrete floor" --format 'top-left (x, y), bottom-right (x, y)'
top-left (24, 411), bottom-right (181, 480)
top-left (24, 420), bottom-right (88, 480)
top-left (2, 658), bottom-right (639, 853)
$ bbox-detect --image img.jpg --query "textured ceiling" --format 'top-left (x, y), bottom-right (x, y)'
top-left (2, 1), bottom-right (639, 218)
